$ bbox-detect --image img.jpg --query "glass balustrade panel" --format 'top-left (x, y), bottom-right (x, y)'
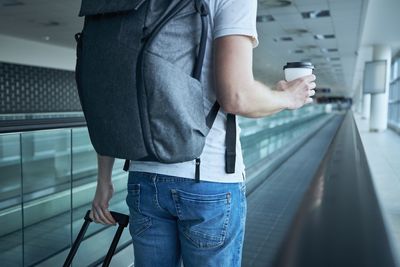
top-left (0, 133), bottom-right (23, 267)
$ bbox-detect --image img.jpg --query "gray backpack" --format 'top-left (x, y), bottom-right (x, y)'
top-left (75, 0), bottom-right (236, 182)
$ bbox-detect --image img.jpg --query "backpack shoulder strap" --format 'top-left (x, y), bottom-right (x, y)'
top-left (225, 113), bottom-right (236, 174)
top-left (205, 101), bottom-right (237, 175)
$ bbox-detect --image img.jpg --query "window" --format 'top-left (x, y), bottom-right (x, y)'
top-left (388, 58), bottom-right (400, 128)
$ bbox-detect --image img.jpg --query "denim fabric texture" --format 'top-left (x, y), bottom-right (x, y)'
top-left (126, 171), bottom-right (247, 267)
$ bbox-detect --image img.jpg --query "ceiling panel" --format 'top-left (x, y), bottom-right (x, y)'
top-left (271, 13), bottom-right (304, 24)
top-left (329, 1), bottom-right (363, 11)
top-left (258, 4), bottom-right (298, 15)
top-left (295, 3), bottom-right (330, 11)
top-left (0, 0), bottom-right (82, 47)
top-left (257, 23), bottom-right (282, 36)
top-left (314, 39), bottom-right (338, 48)
top-left (304, 19), bottom-right (333, 33)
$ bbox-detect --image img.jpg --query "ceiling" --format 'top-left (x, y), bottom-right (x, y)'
top-left (0, 0), bottom-right (82, 47)
top-left (254, 0), bottom-right (365, 96)
top-left (0, 0), bottom-right (386, 97)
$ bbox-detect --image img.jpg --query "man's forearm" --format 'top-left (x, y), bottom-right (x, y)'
top-left (214, 35), bottom-right (314, 119)
top-left (97, 154), bottom-right (115, 184)
top-left (232, 80), bottom-right (289, 118)
top-left (222, 74), bottom-right (315, 118)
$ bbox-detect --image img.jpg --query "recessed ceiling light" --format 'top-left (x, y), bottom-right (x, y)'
top-left (259, 0), bottom-right (292, 8)
top-left (321, 48), bottom-right (339, 53)
top-left (314, 34), bottom-right (335, 40)
top-left (301, 45), bottom-right (318, 49)
top-left (280, 37), bottom-right (293, 41)
top-left (285, 28), bottom-right (309, 35)
top-left (257, 15), bottom-right (275, 22)
top-left (301, 10), bottom-right (330, 19)
top-left (43, 36), bottom-right (51, 41)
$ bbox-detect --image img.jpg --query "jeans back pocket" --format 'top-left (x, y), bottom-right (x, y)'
top-left (171, 189), bottom-right (232, 249)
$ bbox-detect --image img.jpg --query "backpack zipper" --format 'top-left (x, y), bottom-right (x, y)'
top-left (134, 0), bottom-right (147, 10)
top-left (195, 158), bottom-right (201, 183)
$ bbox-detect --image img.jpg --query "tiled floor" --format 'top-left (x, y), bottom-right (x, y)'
top-left (354, 114), bottom-right (400, 262)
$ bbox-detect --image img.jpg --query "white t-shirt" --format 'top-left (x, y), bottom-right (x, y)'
top-left (130, 0), bottom-right (258, 183)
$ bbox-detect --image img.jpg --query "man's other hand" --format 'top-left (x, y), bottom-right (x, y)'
top-left (90, 181), bottom-right (117, 225)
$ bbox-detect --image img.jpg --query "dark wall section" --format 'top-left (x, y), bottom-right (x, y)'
top-left (0, 62), bottom-right (81, 114)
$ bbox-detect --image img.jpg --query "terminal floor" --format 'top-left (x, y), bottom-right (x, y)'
top-left (354, 114), bottom-right (400, 262)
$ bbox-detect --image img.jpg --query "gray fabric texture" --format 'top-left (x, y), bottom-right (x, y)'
top-left (76, 0), bottom-right (209, 162)
top-left (79, 0), bottom-right (145, 16)
top-left (143, 51), bottom-right (208, 162)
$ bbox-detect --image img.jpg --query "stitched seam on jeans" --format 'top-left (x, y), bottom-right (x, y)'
top-left (132, 217), bottom-right (152, 237)
top-left (127, 184), bottom-right (142, 213)
top-left (127, 183), bottom-right (153, 237)
top-left (173, 189), bottom-right (229, 202)
top-left (171, 190), bottom-right (182, 218)
top-left (181, 201), bottom-right (231, 249)
top-left (182, 229), bottom-right (224, 249)
top-left (220, 202), bottom-right (231, 243)
top-left (152, 175), bottom-right (171, 214)
top-left (186, 227), bottom-right (224, 242)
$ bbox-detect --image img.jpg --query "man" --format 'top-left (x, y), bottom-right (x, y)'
top-left (90, 0), bottom-right (316, 266)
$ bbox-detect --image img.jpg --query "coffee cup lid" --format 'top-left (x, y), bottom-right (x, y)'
top-left (283, 62), bottom-right (314, 70)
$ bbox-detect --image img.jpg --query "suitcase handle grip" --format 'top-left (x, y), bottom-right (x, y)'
top-left (64, 210), bottom-right (129, 267)
top-left (84, 210), bottom-right (129, 227)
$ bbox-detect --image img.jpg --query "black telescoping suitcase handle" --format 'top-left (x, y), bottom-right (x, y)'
top-left (63, 210), bottom-right (130, 267)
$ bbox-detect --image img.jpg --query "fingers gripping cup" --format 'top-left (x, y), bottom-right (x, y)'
top-left (283, 62), bottom-right (314, 81)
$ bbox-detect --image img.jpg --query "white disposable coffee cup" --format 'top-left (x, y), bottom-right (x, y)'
top-left (283, 62), bottom-right (314, 81)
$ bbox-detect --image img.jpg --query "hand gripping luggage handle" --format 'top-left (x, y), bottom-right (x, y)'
top-left (63, 210), bottom-right (129, 267)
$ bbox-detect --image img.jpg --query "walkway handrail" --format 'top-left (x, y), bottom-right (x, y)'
top-left (0, 117), bottom-right (86, 133)
top-left (274, 111), bottom-right (398, 267)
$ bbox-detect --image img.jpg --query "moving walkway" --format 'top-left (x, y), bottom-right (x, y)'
top-left (2, 104), bottom-right (394, 267)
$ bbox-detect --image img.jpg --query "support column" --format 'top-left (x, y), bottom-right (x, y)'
top-left (370, 45), bottom-right (391, 131)
top-left (362, 94), bottom-right (371, 119)
top-left (356, 84), bottom-right (363, 113)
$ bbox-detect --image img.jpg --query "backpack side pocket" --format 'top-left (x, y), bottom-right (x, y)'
top-left (141, 51), bottom-right (209, 163)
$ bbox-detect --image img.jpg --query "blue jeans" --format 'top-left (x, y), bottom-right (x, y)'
top-left (126, 172), bottom-right (247, 267)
